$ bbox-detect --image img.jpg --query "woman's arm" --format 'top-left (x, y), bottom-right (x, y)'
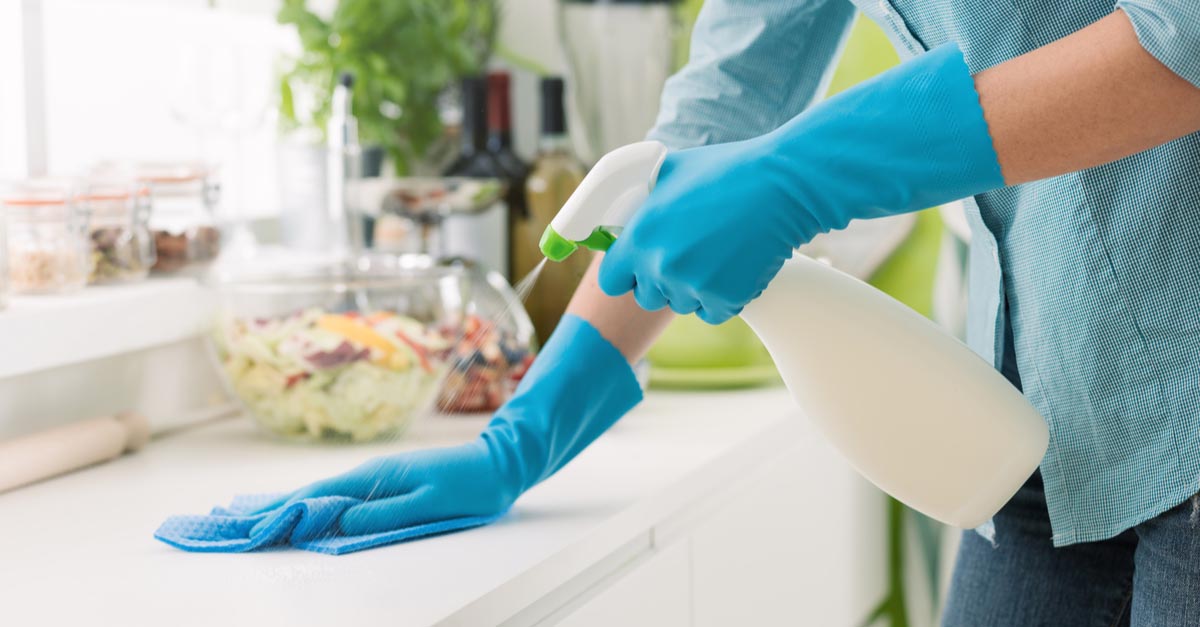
top-left (558, 0), bottom-right (859, 358)
top-left (561, 8), bottom-right (1200, 354)
top-left (977, 10), bottom-right (1200, 185)
top-left (565, 254), bottom-right (675, 364)
top-left (649, 0), bottom-right (856, 149)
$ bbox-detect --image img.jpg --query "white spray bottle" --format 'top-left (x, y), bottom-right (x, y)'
top-left (539, 141), bottom-right (1048, 528)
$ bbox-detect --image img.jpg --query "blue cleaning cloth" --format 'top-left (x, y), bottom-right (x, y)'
top-left (154, 493), bottom-right (503, 555)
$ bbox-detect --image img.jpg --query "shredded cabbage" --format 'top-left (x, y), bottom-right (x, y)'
top-left (216, 308), bottom-right (448, 442)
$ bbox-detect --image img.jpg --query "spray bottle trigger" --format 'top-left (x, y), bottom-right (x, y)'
top-left (577, 227), bottom-right (618, 252)
top-left (540, 226), bottom-right (619, 262)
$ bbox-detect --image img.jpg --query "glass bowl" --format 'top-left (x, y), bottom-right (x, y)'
top-left (213, 253), bottom-right (467, 443)
top-left (435, 258), bottom-right (537, 413)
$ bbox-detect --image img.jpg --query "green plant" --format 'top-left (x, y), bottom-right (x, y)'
top-left (277, 0), bottom-right (498, 174)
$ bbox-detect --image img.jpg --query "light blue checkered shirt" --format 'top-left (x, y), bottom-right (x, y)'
top-left (648, 0), bottom-right (1200, 546)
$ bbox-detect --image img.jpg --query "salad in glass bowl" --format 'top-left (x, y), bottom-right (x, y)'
top-left (213, 253), bottom-right (466, 442)
top-left (435, 258), bottom-right (537, 413)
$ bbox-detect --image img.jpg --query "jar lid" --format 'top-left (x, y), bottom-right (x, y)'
top-left (136, 162), bottom-right (213, 184)
top-left (89, 161), bottom-right (215, 202)
top-left (78, 178), bottom-right (150, 220)
top-left (1, 178), bottom-right (74, 209)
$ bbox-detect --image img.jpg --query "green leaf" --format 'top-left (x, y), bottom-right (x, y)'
top-left (911, 510), bottom-right (945, 618)
top-left (274, 0), bottom-right (497, 167)
top-left (858, 598), bottom-right (890, 627)
top-left (495, 43), bottom-right (551, 76)
top-left (279, 75), bottom-right (296, 123)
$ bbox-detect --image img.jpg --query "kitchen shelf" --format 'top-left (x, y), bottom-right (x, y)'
top-left (0, 278), bottom-right (216, 379)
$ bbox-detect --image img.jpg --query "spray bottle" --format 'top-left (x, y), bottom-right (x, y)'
top-left (539, 140), bottom-right (1048, 528)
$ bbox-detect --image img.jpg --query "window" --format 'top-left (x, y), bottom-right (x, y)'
top-left (0, 1), bottom-right (28, 179)
top-left (12, 0), bottom-right (294, 218)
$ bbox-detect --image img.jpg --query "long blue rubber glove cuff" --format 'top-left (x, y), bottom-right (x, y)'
top-left (480, 313), bottom-right (644, 497)
top-left (155, 315), bottom-right (642, 555)
top-left (599, 43), bottom-right (1005, 324)
top-left (763, 42), bottom-right (1004, 231)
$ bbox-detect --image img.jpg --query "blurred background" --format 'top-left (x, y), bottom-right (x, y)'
top-left (0, 2), bottom-right (982, 625)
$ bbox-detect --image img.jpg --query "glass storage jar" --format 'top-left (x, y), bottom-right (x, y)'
top-left (0, 203), bottom-right (8, 310)
top-left (78, 179), bottom-right (155, 285)
top-left (2, 180), bottom-right (90, 295)
top-left (137, 163), bottom-right (221, 276)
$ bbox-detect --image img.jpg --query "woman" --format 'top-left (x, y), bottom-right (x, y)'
top-left (239, 2), bottom-right (1200, 623)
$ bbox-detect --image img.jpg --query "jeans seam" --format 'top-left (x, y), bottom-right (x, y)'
top-left (1107, 582), bottom-right (1133, 627)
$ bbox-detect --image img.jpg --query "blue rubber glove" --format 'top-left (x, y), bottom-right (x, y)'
top-left (599, 43), bottom-right (1005, 324)
top-left (246, 314), bottom-right (641, 541)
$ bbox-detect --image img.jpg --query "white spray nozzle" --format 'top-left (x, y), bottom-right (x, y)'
top-left (540, 141), bottom-right (668, 261)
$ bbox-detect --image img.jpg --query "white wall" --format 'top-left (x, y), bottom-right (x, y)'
top-left (498, 0), bottom-right (567, 73)
top-left (492, 0), bottom-right (569, 160)
top-left (38, 1), bottom-right (289, 221)
top-left (0, 1), bottom-right (29, 179)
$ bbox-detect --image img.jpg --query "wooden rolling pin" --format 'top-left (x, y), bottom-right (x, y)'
top-left (0, 412), bottom-right (151, 493)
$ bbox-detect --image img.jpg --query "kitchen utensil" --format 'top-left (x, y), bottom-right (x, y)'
top-left (371, 177), bottom-right (507, 272)
top-left (0, 412), bottom-right (149, 493)
top-left (327, 72), bottom-right (364, 258)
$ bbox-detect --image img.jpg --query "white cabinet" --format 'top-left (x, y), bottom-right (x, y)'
top-left (690, 444), bottom-right (883, 627)
top-left (555, 441), bottom-right (885, 627)
top-left (557, 541), bottom-right (691, 627)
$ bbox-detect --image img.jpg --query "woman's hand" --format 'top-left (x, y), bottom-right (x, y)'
top-left (597, 137), bottom-right (814, 325)
top-left (598, 44), bottom-right (1007, 324)
top-left (251, 441), bottom-right (516, 536)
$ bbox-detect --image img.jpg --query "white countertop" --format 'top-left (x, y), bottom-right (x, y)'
top-left (0, 388), bottom-right (815, 626)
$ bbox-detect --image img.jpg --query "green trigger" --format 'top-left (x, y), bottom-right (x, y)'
top-left (577, 227), bottom-right (617, 252)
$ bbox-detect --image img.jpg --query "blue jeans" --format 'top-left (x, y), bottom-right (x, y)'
top-left (942, 472), bottom-right (1200, 626)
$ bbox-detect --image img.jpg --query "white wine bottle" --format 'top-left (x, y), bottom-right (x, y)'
top-left (515, 77), bottom-right (590, 343)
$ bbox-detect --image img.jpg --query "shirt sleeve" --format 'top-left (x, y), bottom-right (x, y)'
top-left (1116, 0), bottom-right (1200, 88)
top-left (646, 0), bottom-right (856, 150)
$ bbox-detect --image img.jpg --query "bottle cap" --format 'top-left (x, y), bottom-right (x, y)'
top-left (486, 72), bottom-right (512, 133)
top-left (540, 76), bottom-right (567, 136)
top-left (460, 76), bottom-right (488, 150)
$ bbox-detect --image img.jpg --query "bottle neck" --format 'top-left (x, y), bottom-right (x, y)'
top-left (461, 115), bottom-right (487, 155)
top-left (486, 73), bottom-right (513, 150)
top-left (538, 77), bottom-right (571, 158)
top-left (487, 129), bottom-right (514, 153)
top-left (460, 77), bottom-right (488, 155)
top-left (537, 133), bottom-right (572, 155)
